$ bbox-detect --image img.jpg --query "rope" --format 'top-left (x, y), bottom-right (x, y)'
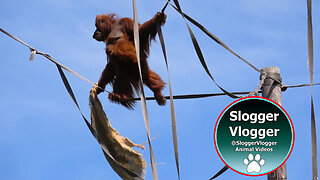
top-left (307, 0), bottom-right (318, 179)
top-left (285, 82), bottom-right (320, 89)
top-left (132, 83), bottom-right (320, 101)
top-left (0, 28), bottom-right (35, 50)
top-left (0, 28), bottom-right (108, 94)
top-left (169, 4), bottom-right (261, 73)
top-left (161, 0), bottom-right (170, 13)
top-left (248, 72), bottom-right (267, 96)
top-left (132, 1), bottom-right (159, 179)
top-left (209, 165), bottom-right (228, 180)
top-left (171, 0), bottom-right (241, 99)
top-left (157, 20), bottom-right (181, 179)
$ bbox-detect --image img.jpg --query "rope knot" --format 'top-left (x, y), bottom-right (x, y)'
top-left (29, 48), bottom-right (37, 61)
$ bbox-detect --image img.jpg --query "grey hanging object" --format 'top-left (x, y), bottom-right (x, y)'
top-left (89, 87), bottom-right (146, 180)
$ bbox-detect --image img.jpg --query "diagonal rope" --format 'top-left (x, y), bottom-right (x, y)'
top-left (171, 0), bottom-right (240, 99)
top-left (0, 28), bottom-right (108, 94)
top-left (131, 1), bottom-right (158, 179)
top-left (161, 0), bottom-right (170, 13)
top-left (157, 22), bottom-right (181, 179)
top-left (159, 6), bottom-right (181, 178)
top-left (209, 165), bottom-right (228, 180)
top-left (0, 28), bottom-right (35, 50)
top-left (170, 4), bottom-right (261, 73)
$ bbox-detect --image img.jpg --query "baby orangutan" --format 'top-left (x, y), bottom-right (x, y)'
top-left (93, 12), bottom-right (167, 109)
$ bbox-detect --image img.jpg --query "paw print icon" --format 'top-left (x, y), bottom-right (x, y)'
top-left (243, 154), bottom-right (265, 173)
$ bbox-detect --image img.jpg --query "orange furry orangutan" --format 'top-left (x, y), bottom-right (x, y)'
top-left (93, 12), bottom-right (167, 109)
